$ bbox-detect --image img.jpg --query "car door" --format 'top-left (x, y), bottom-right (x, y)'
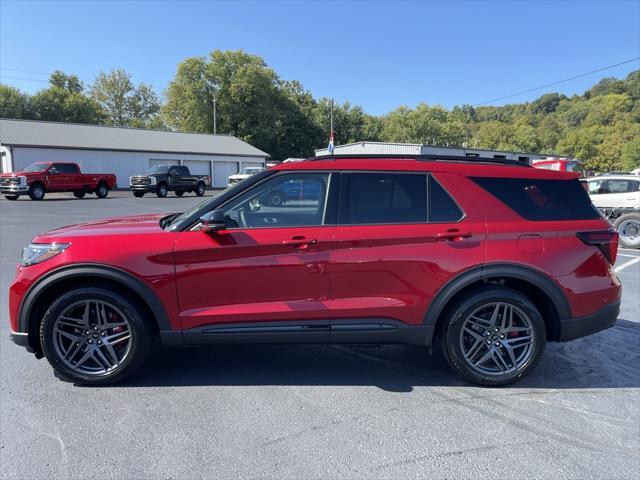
top-left (173, 171), bottom-right (335, 342)
top-left (329, 171), bottom-right (486, 337)
top-left (46, 164), bottom-right (68, 191)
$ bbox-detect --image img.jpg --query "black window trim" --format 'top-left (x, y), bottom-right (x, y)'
top-left (336, 171), bottom-right (466, 227)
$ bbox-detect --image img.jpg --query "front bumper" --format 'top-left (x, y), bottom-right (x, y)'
top-left (130, 185), bottom-right (156, 193)
top-left (1, 185), bottom-right (29, 194)
top-left (557, 300), bottom-right (620, 341)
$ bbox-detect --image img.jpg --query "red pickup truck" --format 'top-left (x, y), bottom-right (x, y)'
top-left (0, 162), bottom-right (117, 201)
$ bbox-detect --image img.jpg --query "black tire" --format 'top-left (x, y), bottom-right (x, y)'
top-left (133, 192), bottom-right (145, 198)
top-left (175, 190), bottom-right (185, 197)
top-left (95, 182), bottom-right (109, 198)
top-left (614, 213), bottom-right (640, 249)
top-left (73, 191), bottom-right (86, 199)
top-left (4, 195), bottom-right (19, 201)
top-left (156, 183), bottom-right (168, 198)
top-left (40, 287), bottom-right (155, 386)
top-left (439, 287), bottom-right (546, 386)
top-left (28, 183), bottom-right (45, 201)
top-left (268, 190), bottom-right (284, 207)
top-left (195, 182), bottom-right (206, 197)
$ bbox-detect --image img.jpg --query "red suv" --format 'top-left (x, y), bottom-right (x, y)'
top-left (9, 155), bottom-right (621, 386)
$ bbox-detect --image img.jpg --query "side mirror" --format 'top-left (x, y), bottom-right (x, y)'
top-left (199, 209), bottom-right (226, 232)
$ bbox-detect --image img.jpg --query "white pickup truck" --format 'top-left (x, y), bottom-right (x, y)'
top-left (587, 174), bottom-right (640, 248)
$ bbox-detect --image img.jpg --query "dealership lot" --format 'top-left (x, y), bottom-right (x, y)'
top-left (0, 192), bottom-right (638, 479)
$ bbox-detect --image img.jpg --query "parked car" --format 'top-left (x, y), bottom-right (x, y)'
top-left (129, 165), bottom-right (210, 197)
top-left (9, 155), bottom-right (621, 387)
top-left (586, 174), bottom-right (640, 248)
top-left (0, 162), bottom-right (116, 201)
top-left (227, 166), bottom-right (265, 188)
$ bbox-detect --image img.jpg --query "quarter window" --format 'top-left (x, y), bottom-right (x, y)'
top-left (222, 173), bottom-right (329, 228)
top-left (342, 173), bottom-right (428, 224)
top-left (429, 176), bottom-right (463, 222)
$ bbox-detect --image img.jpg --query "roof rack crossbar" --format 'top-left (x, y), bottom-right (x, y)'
top-left (308, 154), bottom-right (531, 167)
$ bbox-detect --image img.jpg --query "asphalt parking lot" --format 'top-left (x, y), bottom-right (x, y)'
top-left (0, 191), bottom-right (638, 480)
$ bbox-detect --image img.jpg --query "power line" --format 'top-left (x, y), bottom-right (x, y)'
top-left (0, 75), bottom-right (49, 84)
top-left (473, 57), bottom-right (640, 107)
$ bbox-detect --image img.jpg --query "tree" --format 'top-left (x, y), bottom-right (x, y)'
top-left (29, 72), bottom-right (103, 124)
top-left (622, 137), bottom-right (640, 171)
top-left (0, 84), bottom-right (31, 119)
top-left (91, 69), bottom-right (162, 128)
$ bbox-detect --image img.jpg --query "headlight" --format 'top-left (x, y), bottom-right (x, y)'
top-left (18, 176), bottom-right (27, 186)
top-left (149, 177), bottom-right (157, 185)
top-left (20, 243), bottom-right (70, 266)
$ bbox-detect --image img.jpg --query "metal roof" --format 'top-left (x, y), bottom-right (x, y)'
top-left (0, 118), bottom-right (270, 158)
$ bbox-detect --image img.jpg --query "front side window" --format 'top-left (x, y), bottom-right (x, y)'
top-left (222, 173), bottom-right (329, 228)
top-left (342, 173), bottom-right (428, 224)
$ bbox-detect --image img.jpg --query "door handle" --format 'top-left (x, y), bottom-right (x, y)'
top-left (282, 237), bottom-right (318, 249)
top-left (436, 230), bottom-right (472, 242)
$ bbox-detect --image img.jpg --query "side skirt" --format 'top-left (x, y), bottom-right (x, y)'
top-left (160, 319), bottom-right (434, 347)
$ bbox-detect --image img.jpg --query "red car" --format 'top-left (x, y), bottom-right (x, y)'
top-left (0, 162), bottom-right (116, 201)
top-left (8, 155), bottom-right (621, 386)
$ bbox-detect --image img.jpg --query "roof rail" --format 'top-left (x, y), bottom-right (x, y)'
top-left (308, 153), bottom-right (531, 167)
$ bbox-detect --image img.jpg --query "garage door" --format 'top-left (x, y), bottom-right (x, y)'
top-left (213, 162), bottom-right (238, 188)
top-left (242, 162), bottom-right (264, 169)
top-left (183, 160), bottom-right (211, 176)
top-left (149, 159), bottom-right (180, 168)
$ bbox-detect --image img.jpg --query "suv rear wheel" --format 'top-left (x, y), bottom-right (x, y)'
top-left (39, 287), bottom-right (155, 385)
top-left (440, 287), bottom-right (546, 386)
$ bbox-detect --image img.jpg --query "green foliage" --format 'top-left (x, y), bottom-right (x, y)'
top-left (0, 84), bottom-right (31, 118)
top-left (622, 136), bottom-right (640, 170)
top-left (91, 69), bottom-right (162, 128)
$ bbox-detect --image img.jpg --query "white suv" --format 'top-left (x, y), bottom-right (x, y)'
top-left (587, 174), bottom-right (640, 248)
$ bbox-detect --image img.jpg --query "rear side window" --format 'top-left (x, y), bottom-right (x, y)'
top-left (343, 173), bottom-right (427, 224)
top-left (429, 177), bottom-right (463, 222)
top-left (472, 177), bottom-right (601, 221)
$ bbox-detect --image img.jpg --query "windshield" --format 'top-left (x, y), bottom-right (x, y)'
top-left (239, 167), bottom-right (262, 175)
top-left (146, 166), bottom-right (170, 175)
top-left (566, 161), bottom-right (585, 176)
top-left (21, 163), bottom-right (49, 172)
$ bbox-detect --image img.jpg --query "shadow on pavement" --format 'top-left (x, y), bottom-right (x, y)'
top-left (114, 319), bottom-right (640, 392)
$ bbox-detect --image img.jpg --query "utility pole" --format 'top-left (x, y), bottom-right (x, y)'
top-left (213, 94), bottom-right (217, 135)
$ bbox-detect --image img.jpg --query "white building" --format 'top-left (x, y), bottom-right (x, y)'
top-left (315, 141), bottom-right (549, 163)
top-left (0, 119), bottom-right (269, 188)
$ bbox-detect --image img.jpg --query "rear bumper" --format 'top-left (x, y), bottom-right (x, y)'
top-left (558, 300), bottom-right (620, 341)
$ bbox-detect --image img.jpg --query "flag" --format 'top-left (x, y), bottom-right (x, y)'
top-left (328, 131), bottom-right (334, 154)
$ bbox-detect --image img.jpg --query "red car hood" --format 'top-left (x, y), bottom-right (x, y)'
top-left (0, 171), bottom-right (38, 178)
top-left (34, 214), bottom-right (170, 241)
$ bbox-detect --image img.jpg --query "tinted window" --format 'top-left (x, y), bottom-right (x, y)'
top-left (343, 173), bottom-right (427, 224)
top-left (56, 164), bottom-right (79, 173)
top-left (147, 166), bottom-right (170, 175)
top-left (222, 173), bottom-right (329, 228)
top-left (429, 177), bottom-right (463, 222)
top-left (473, 177), bottom-right (601, 221)
top-left (173, 166), bottom-right (189, 176)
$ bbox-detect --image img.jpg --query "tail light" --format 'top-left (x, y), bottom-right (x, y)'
top-left (576, 230), bottom-right (618, 265)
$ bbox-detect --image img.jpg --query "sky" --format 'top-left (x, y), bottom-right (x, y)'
top-left (1, 0), bottom-right (639, 115)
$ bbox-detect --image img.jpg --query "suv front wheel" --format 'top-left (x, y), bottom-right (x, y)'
top-left (40, 287), bottom-right (155, 385)
top-left (440, 287), bottom-right (546, 386)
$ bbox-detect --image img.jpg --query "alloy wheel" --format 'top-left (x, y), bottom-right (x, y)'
top-left (52, 300), bottom-right (132, 376)
top-left (459, 302), bottom-right (535, 376)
